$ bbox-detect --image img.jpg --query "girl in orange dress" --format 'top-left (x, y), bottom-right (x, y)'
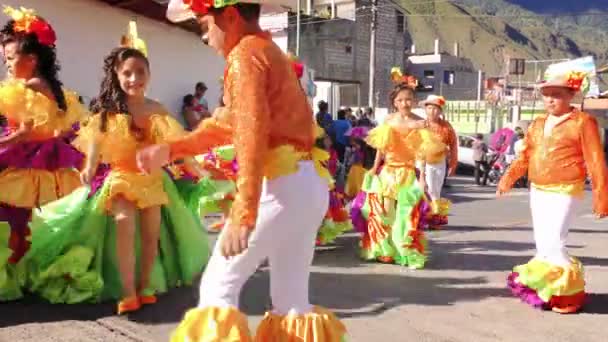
top-left (351, 79), bottom-right (443, 269)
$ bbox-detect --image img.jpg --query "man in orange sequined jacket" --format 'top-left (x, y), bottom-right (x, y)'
top-left (499, 69), bottom-right (607, 314)
top-left (136, 0), bottom-right (346, 341)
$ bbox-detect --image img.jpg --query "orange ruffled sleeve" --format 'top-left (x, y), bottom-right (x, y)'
top-left (226, 49), bottom-right (271, 229)
top-left (445, 121), bottom-right (458, 171)
top-left (498, 120), bottom-right (534, 193)
top-left (579, 116), bottom-right (608, 217)
top-left (169, 112), bottom-right (233, 160)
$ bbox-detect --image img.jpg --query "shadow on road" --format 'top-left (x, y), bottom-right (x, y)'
top-left (584, 293), bottom-right (608, 315)
top-left (0, 299), bottom-right (114, 328)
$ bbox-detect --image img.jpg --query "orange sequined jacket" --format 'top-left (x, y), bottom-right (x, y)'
top-left (169, 33), bottom-right (314, 228)
top-left (498, 110), bottom-right (608, 217)
top-left (428, 119), bottom-right (458, 170)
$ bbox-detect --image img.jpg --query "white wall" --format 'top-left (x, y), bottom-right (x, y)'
top-left (1, 0), bottom-right (224, 118)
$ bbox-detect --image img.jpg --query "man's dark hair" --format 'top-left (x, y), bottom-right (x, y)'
top-left (318, 101), bottom-right (328, 112)
top-left (337, 109), bottom-right (347, 120)
top-left (476, 133), bottom-right (484, 140)
top-left (195, 82), bottom-right (207, 91)
top-left (211, 3), bottom-right (261, 22)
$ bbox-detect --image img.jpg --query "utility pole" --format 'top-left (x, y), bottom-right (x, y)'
top-left (296, 0), bottom-right (301, 55)
top-left (368, 0), bottom-right (378, 108)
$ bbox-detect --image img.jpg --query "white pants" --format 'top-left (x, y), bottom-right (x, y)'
top-left (425, 159), bottom-right (446, 202)
top-left (530, 186), bottom-right (580, 267)
top-left (198, 162), bottom-right (329, 315)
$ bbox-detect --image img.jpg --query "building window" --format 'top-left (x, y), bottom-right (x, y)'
top-left (424, 70), bottom-right (435, 79)
top-left (396, 11), bottom-right (405, 33)
top-left (444, 70), bottom-right (455, 85)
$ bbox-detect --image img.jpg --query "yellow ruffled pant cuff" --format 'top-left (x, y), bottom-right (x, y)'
top-left (254, 306), bottom-right (346, 342)
top-left (171, 306), bottom-right (252, 342)
top-left (431, 198), bottom-right (451, 216)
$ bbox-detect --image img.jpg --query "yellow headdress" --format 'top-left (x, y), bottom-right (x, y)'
top-left (120, 20), bottom-right (148, 57)
top-left (391, 67), bottom-right (418, 89)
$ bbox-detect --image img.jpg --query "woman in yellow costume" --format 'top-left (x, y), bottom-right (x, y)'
top-left (5, 25), bottom-right (209, 314)
top-left (351, 71), bottom-right (443, 269)
top-left (0, 7), bottom-right (85, 269)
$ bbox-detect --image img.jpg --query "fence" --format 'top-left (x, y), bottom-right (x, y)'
top-left (444, 101), bottom-right (544, 134)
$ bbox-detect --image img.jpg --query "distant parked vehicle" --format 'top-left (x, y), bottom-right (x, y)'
top-left (457, 134), bottom-right (476, 167)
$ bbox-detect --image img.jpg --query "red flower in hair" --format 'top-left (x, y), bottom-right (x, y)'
top-left (292, 61), bottom-right (304, 79)
top-left (28, 19), bottom-right (56, 47)
top-left (184, 0), bottom-right (214, 15)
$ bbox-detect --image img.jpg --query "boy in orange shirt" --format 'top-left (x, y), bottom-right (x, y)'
top-left (499, 69), bottom-right (608, 314)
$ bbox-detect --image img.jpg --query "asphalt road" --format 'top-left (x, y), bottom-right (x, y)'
top-left (1, 176), bottom-right (607, 342)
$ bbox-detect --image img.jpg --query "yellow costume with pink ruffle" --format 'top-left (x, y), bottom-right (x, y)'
top-left (0, 80), bottom-right (85, 208)
top-left (0, 80), bottom-right (85, 265)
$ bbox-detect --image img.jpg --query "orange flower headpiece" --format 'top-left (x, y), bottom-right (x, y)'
top-left (540, 69), bottom-right (588, 92)
top-left (3, 6), bottom-right (56, 47)
top-left (565, 71), bottom-right (586, 91)
top-left (391, 67), bottom-right (418, 89)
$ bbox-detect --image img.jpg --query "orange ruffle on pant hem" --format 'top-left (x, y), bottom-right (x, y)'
top-left (171, 306), bottom-right (252, 342)
top-left (254, 306), bottom-right (346, 342)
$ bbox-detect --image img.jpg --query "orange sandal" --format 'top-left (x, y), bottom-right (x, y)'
top-left (139, 294), bottom-right (157, 305)
top-left (552, 305), bottom-right (581, 314)
top-left (117, 296), bottom-right (141, 315)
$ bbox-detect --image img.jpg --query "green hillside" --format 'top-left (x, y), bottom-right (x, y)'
top-left (401, 0), bottom-right (608, 80)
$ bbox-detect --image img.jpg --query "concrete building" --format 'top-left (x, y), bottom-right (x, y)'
top-left (276, 0), bottom-right (410, 111)
top-left (0, 0), bottom-right (224, 118)
top-left (407, 40), bottom-right (480, 101)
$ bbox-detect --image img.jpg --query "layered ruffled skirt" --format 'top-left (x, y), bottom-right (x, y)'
top-left (0, 138), bottom-right (83, 263)
top-left (317, 189), bottom-right (352, 245)
top-left (0, 172), bottom-right (209, 303)
top-left (351, 170), bottom-right (430, 268)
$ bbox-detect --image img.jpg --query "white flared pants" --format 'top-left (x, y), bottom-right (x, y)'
top-left (530, 186), bottom-right (580, 267)
top-left (425, 159), bottom-right (447, 202)
top-left (198, 162), bottom-right (329, 315)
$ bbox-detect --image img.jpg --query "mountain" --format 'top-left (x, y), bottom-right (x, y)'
top-left (401, 0), bottom-right (608, 81)
top-left (506, 1), bottom-right (608, 13)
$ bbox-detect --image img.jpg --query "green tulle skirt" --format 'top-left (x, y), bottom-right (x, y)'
top-left (1, 172), bottom-right (210, 304)
top-left (173, 177), bottom-right (235, 219)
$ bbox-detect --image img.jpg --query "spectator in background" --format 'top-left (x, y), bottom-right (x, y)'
top-left (332, 109), bottom-right (351, 162)
top-left (316, 100), bottom-right (333, 131)
top-left (472, 133), bottom-right (489, 186)
top-left (194, 82), bottom-right (210, 113)
top-left (182, 94), bottom-right (203, 131)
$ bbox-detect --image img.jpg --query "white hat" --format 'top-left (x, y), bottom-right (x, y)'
top-left (167, 0), bottom-right (297, 23)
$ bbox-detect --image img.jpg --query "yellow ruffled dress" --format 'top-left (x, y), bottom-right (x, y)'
top-left (73, 112), bottom-right (185, 211)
